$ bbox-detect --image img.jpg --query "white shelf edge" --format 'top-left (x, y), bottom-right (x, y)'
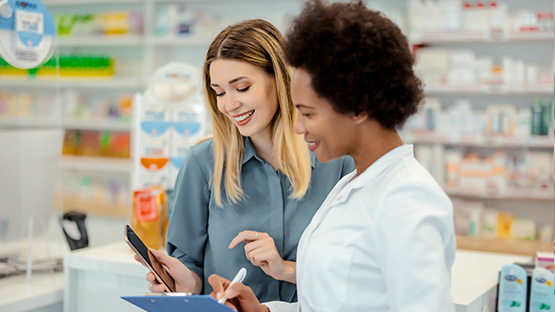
top-left (0, 117), bottom-right (131, 131)
top-left (403, 133), bottom-right (553, 148)
top-left (410, 31), bottom-right (554, 44)
top-left (424, 84), bottom-right (553, 95)
top-left (0, 117), bottom-right (61, 128)
top-left (443, 185), bottom-right (554, 201)
top-left (146, 36), bottom-right (212, 46)
top-left (42, 0), bottom-right (142, 6)
top-left (0, 77), bottom-right (144, 89)
top-left (60, 156), bottom-right (131, 173)
top-left (62, 119), bottom-right (131, 131)
top-left (57, 36), bottom-right (144, 47)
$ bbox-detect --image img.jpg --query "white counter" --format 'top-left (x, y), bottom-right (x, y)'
top-left (0, 271), bottom-right (64, 312)
top-left (63, 241), bottom-right (149, 312)
top-left (63, 241), bottom-right (534, 312)
top-left (452, 250), bottom-right (532, 312)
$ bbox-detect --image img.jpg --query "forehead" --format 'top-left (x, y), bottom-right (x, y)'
top-left (291, 68), bottom-right (317, 99)
top-left (209, 59), bottom-right (263, 82)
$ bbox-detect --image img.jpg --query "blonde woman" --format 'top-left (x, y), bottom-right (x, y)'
top-left (141, 19), bottom-right (354, 302)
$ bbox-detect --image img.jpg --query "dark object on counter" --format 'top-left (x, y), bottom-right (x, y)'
top-left (60, 211), bottom-right (89, 251)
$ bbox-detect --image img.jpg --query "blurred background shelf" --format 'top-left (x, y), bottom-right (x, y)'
top-left (411, 31), bottom-right (553, 44)
top-left (424, 84), bottom-right (553, 95)
top-left (56, 194), bottom-right (128, 218)
top-left (0, 77), bottom-right (144, 89)
top-left (404, 133), bottom-right (553, 148)
top-left (60, 156), bottom-right (131, 173)
top-left (62, 119), bottom-right (131, 131)
top-left (145, 36), bottom-right (212, 46)
top-left (443, 185), bottom-right (554, 201)
top-left (57, 36), bottom-right (144, 47)
top-left (456, 235), bottom-right (552, 257)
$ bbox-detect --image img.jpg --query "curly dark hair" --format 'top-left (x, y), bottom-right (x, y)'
top-left (285, 0), bottom-right (424, 129)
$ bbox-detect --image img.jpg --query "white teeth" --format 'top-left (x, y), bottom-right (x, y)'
top-left (234, 110), bottom-right (254, 122)
top-left (307, 142), bottom-right (318, 146)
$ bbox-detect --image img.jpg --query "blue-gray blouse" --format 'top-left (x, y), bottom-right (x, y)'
top-left (166, 137), bottom-right (354, 303)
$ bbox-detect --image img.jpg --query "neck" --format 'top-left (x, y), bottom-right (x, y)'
top-left (350, 121), bottom-right (403, 177)
top-left (249, 129), bottom-right (278, 170)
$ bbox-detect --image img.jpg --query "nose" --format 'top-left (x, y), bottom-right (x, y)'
top-left (294, 116), bottom-right (306, 135)
top-left (223, 93), bottom-right (241, 113)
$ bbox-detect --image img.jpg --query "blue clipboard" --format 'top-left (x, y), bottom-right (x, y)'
top-left (121, 294), bottom-right (235, 312)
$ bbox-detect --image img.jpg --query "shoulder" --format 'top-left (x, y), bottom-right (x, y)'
top-left (377, 154), bottom-right (451, 214)
top-left (179, 138), bottom-right (215, 179)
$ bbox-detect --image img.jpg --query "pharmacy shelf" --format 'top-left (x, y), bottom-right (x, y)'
top-left (456, 235), bottom-right (552, 257)
top-left (42, 0), bottom-right (141, 6)
top-left (0, 77), bottom-right (144, 89)
top-left (411, 31), bottom-right (554, 45)
top-left (146, 36), bottom-right (212, 46)
top-left (0, 118), bottom-right (131, 131)
top-left (404, 133), bottom-right (553, 149)
top-left (443, 185), bottom-right (554, 201)
top-left (424, 84), bottom-right (553, 95)
top-left (62, 119), bottom-right (131, 131)
top-left (60, 156), bottom-right (131, 173)
top-left (0, 116), bottom-right (61, 129)
top-left (56, 193), bottom-right (129, 218)
top-left (57, 36), bottom-right (144, 47)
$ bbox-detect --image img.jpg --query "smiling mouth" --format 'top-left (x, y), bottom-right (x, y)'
top-left (234, 110), bottom-right (254, 122)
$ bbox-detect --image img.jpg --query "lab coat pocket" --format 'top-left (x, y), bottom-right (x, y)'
top-left (302, 244), bottom-right (353, 311)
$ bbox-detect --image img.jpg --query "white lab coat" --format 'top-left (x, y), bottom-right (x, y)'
top-left (265, 145), bottom-right (456, 312)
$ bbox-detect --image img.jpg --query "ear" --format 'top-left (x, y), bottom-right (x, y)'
top-left (353, 112), bottom-right (368, 125)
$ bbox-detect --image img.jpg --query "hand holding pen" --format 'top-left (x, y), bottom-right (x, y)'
top-left (209, 268), bottom-right (269, 312)
top-left (218, 267), bottom-right (247, 304)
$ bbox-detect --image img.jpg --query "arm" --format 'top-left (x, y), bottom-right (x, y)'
top-left (165, 145), bottom-right (212, 293)
top-left (374, 182), bottom-right (456, 312)
top-left (229, 231), bottom-right (297, 284)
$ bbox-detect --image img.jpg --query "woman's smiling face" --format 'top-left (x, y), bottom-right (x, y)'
top-left (292, 68), bottom-right (359, 163)
top-left (209, 59), bottom-right (278, 139)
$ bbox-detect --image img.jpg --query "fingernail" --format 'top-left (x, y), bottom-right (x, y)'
top-left (216, 292), bottom-right (222, 299)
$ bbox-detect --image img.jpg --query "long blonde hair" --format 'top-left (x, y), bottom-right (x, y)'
top-left (203, 19), bottom-right (311, 207)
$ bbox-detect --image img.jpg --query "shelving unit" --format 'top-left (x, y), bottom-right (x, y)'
top-left (456, 236), bottom-right (552, 257)
top-left (411, 31), bottom-right (553, 45)
top-left (442, 185), bottom-right (554, 202)
top-left (55, 193), bottom-right (128, 218)
top-left (404, 133), bottom-right (553, 148)
top-left (0, 77), bottom-right (143, 89)
top-left (424, 84), bottom-right (553, 95)
top-left (57, 36), bottom-right (144, 47)
top-left (60, 156), bottom-right (131, 173)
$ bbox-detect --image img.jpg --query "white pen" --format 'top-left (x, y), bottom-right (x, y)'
top-left (218, 267), bottom-right (247, 304)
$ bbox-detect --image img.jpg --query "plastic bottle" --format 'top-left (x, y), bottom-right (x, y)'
top-left (498, 264), bottom-right (527, 312)
top-left (529, 268), bottom-right (554, 312)
top-left (530, 99), bottom-right (543, 135)
top-left (541, 99), bottom-right (552, 136)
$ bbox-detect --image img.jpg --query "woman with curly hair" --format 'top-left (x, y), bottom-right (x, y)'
top-left (138, 18), bottom-right (354, 302)
top-left (208, 1), bottom-right (456, 311)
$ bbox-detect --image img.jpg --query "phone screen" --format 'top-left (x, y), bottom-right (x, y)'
top-left (125, 225), bottom-right (175, 292)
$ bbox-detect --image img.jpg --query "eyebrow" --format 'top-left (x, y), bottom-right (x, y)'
top-left (211, 76), bottom-right (248, 87)
top-left (295, 104), bottom-right (314, 110)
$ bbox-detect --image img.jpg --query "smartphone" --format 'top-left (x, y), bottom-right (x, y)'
top-left (124, 225), bottom-right (175, 292)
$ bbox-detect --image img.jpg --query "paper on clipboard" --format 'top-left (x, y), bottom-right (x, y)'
top-left (121, 294), bottom-right (235, 312)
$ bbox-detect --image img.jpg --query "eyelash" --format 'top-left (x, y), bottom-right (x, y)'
top-left (214, 86), bottom-right (250, 97)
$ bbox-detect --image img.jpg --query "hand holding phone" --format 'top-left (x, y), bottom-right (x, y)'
top-left (125, 225), bottom-right (176, 292)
